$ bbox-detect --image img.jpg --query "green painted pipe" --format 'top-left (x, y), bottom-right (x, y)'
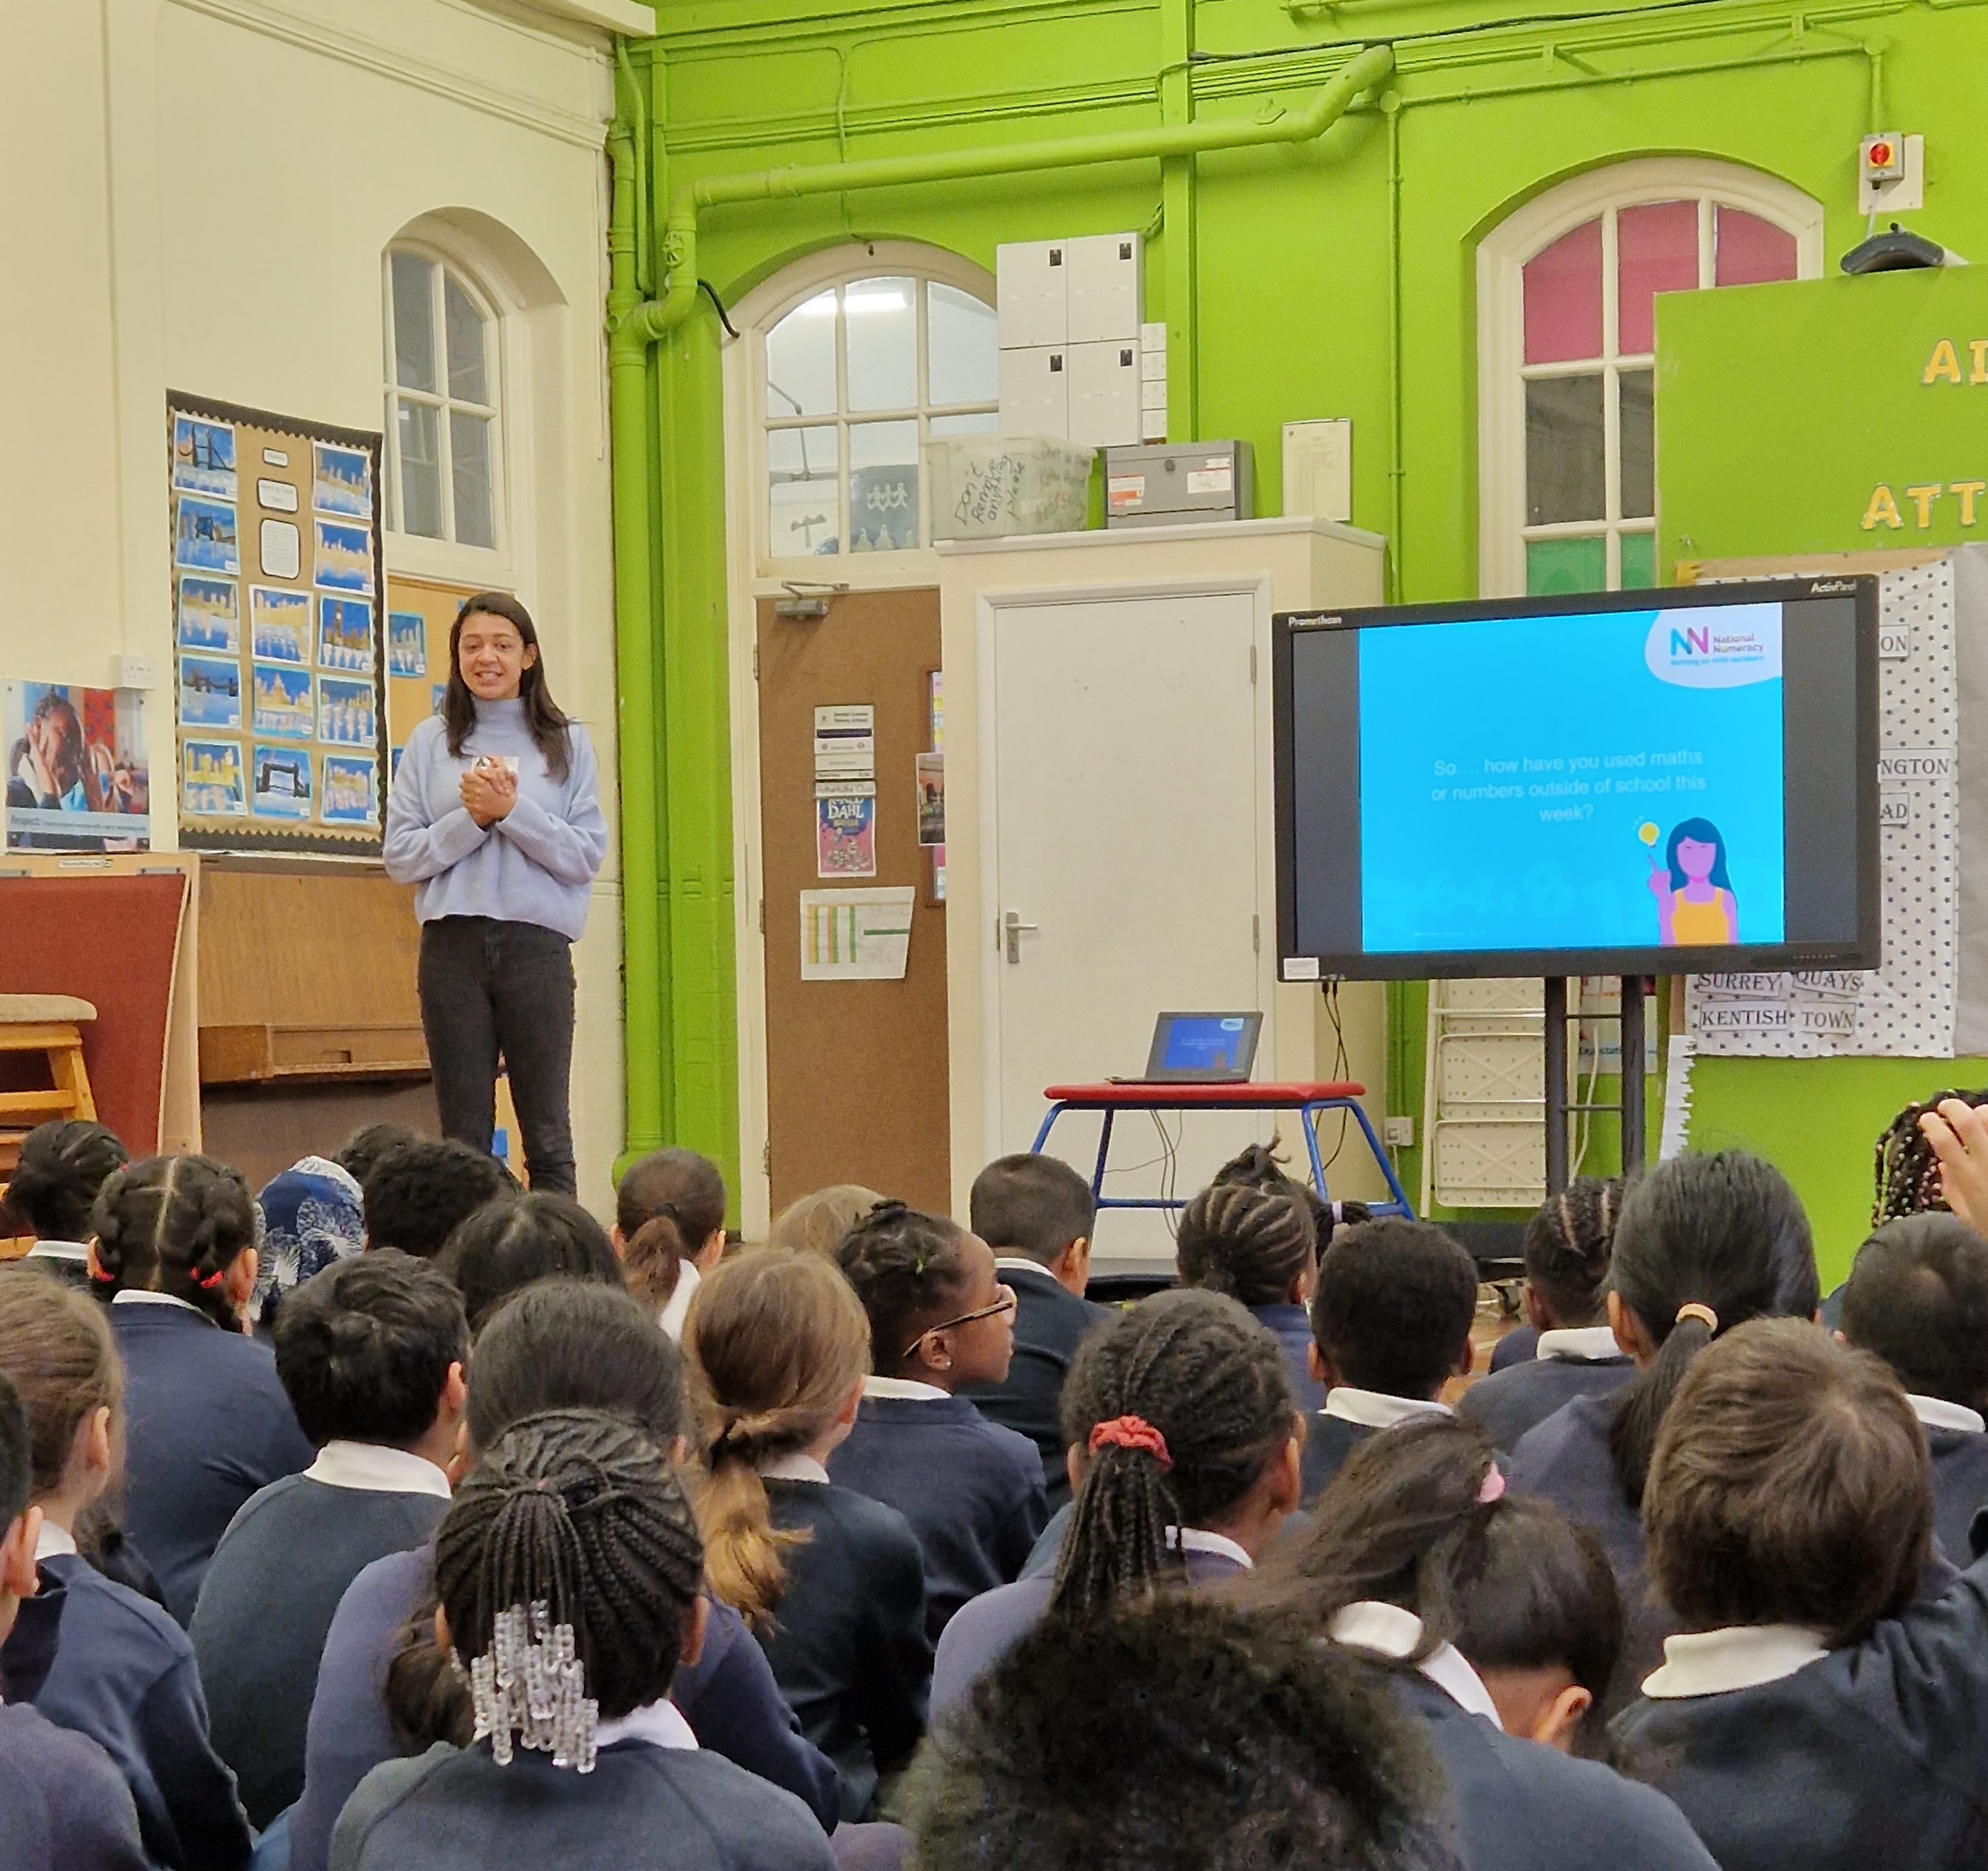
top-left (602, 39), bottom-right (1392, 1165)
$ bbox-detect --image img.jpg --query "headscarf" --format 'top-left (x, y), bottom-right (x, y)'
top-left (252, 1155), bottom-right (365, 1326)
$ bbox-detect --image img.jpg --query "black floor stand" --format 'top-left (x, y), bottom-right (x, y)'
top-left (1544, 976), bottom-right (1649, 1195)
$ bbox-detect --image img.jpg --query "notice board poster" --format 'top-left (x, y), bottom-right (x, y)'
top-left (168, 394), bottom-right (386, 854)
top-left (3, 681), bottom-right (150, 851)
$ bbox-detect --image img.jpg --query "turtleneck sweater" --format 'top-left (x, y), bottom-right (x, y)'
top-left (382, 697), bottom-right (606, 940)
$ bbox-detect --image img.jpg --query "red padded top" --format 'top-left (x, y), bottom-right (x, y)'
top-left (1042, 1081), bottom-right (1368, 1107)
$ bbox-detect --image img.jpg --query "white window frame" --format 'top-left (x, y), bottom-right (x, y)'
top-left (382, 241), bottom-right (510, 575)
top-left (1476, 158), bottom-right (1823, 598)
top-left (732, 244), bottom-right (1000, 589)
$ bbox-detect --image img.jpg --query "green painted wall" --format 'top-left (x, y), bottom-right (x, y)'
top-left (1657, 264), bottom-right (1988, 1284)
top-left (627, 0), bottom-right (1988, 1226)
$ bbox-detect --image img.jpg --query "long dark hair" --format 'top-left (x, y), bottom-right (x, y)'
top-left (442, 593), bottom-right (573, 780)
top-left (1664, 817), bottom-right (1731, 891)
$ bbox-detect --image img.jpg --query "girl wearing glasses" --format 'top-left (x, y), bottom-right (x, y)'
top-left (829, 1204), bottom-right (1046, 1643)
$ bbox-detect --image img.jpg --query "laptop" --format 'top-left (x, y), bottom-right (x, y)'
top-left (1117, 1011), bottom-right (1263, 1085)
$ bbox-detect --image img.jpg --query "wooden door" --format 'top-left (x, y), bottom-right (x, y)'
top-left (758, 589), bottom-right (950, 1214)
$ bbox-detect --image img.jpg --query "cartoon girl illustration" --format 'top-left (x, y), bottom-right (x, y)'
top-left (1648, 817), bottom-right (1738, 945)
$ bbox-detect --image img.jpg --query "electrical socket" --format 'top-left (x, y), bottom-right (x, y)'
top-left (1383, 1115), bottom-right (1415, 1149)
top-left (116, 655), bottom-right (157, 691)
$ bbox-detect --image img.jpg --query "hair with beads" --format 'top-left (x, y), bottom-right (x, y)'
top-left (835, 1200), bottom-right (976, 1373)
top-left (1605, 1150), bottom-right (1818, 1512)
top-left (1051, 1288), bottom-right (1297, 1620)
top-left (432, 1408), bottom-right (703, 1723)
top-left (685, 1249), bottom-right (870, 1628)
top-left (1873, 1088), bottom-right (1988, 1225)
top-left (0, 1270), bottom-right (123, 1501)
top-left (89, 1154), bottom-right (257, 1328)
top-left (0, 1121), bottom-right (130, 1243)
top-left (1176, 1182), bottom-right (1317, 1309)
top-left (1523, 1176), bottom-right (1624, 1330)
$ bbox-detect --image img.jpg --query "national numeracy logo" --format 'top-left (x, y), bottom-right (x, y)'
top-left (1645, 603), bottom-right (1783, 689)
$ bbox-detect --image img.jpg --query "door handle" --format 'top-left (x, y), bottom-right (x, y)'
top-left (1003, 910), bottom-right (1038, 964)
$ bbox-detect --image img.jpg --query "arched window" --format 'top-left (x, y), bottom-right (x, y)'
top-left (750, 255), bottom-right (998, 565)
top-left (1477, 160), bottom-right (1822, 596)
top-left (382, 246), bottom-right (502, 551)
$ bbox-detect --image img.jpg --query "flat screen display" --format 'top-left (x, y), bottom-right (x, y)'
top-left (1273, 579), bottom-right (1880, 980)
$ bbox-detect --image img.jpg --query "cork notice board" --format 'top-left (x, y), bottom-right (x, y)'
top-left (382, 575), bottom-right (485, 787)
top-left (168, 394), bottom-right (386, 855)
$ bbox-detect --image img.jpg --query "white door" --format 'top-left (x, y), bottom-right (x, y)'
top-left (983, 588), bottom-right (1269, 1255)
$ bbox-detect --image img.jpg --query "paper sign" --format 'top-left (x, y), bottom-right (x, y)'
top-left (800, 886), bottom-right (915, 981)
top-left (3, 681), bottom-right (151, 851)
top-left (915, 752), bottom-right (945, 846)
top-left (814, 704), bottom-right (875, 781)
top-left (816, 783), bottom-right (876, 877)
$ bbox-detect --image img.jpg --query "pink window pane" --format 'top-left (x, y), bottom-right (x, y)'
top-left (1523, 219), bottom-right (1603, 365)
top-left (1715, 207), bottom-right (1798, 286)
top-left (1617, 201), bottom-right (1698, 357)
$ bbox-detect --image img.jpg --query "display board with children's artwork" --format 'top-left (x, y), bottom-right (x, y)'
top-left (168, 395), bottom-right (386, 853)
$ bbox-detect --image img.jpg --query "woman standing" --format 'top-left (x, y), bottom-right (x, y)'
top-left (384, 594), bottom-right (606, 1196)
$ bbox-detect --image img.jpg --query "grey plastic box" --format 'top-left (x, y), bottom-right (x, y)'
top-left (1102, 440), bottom-right (1254, 528)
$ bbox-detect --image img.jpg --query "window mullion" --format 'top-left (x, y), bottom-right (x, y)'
top-left (381, 256), bottom-right (401, 534)
top-left (434, 265), bottom-right (456, 543)
top-left (835, 288), bottom-right (850, 557)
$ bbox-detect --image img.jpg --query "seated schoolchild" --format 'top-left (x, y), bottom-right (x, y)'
top-left (90, 1155), bottom-right (315, 1624)
top-left (0, 1363), bottom-right (148, 1871)
top-left (1302, 1218), bottom-right (1480, 1501)
top-left (330, 1408), bottom-right (839, 1871)
top-left (0, 1119), bottom-right (128, 1289)
top-left (907, 1595), bottom-right (1458, 1871)
top-left (190, 1251), bottom-right (469, 1827)
top-left (615, 1148), bottom-right (731, 1339)
top-left (689, 1249), bottom-right (927, 1823)
top-left (1177, 1180), bottom-right (1325, 1414)
top-left (435, 1190), bottom-right (624, 1329)
top-left (1838, 1212), bottom-right (1988, 1561)
top-left (767, 1186), bottom-right (881, 1259)
top-left (359, 1139), bottom-right (510, 1260)
top-left (1248, 1416), bottom-right (1716, 1871)
top-left (0, 1275), bottom-right (253, 1870)
top-left (1506, 1150), bottom-right (1820, 1703)
top-left (1460, 1178), bottom-right (1632, 1452)
top-left (831, 1204), bottom-right (1047, 1638)
top-left (331, 1121), bottom-right (418, 1191)
top-left (1613, 1319), bottom-right (1988, 1871)
top-left (956, 1155), bottom-right (1112, 1511)
top-left (249, 1155), bottom-right (365, 1333)
top-left (932, 1286), bottom-right (1301, 1717)
top-left (290, 1281), bottom-right (841, 1871)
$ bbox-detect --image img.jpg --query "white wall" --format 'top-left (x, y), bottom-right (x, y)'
top-left (0, 0), bottom-right (626, 1208)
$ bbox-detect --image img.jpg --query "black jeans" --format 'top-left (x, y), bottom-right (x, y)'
top-left (418, 916), bottom-right (577, 1196)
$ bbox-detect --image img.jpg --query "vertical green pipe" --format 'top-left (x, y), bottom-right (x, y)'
top-left (607, 117), bottom-right (669, 1163)
top-left (1159, 0), bottom-right (1198, 439)
top-left (1384, 90), bottom-right (1405, 602)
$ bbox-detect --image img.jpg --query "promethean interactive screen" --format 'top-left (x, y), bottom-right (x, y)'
top-left (1273, 578), bottom-right (1881, 981)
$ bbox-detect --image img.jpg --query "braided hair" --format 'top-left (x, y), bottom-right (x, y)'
top-left (685, 1249), bottom-right (870, 1628)
top-left (1523, 1176), bottom-right (1624, 1330)
top-left (0, 1120), bottom-right (129, 1243)
top-left (433, 1407), bottom-right (704, 1722)
top-left (1176, 1182), bottom-right (1316, 1308)
top-left (835, 1200), bottom-right (974, 1374)
top-left (1051, 1288), bottom-right (1298, 1620)
top-left (1213, 1140), bottom-right (1371, 1243)
top-left (90, 1154), bottom-right (257, 1328)
top-left (1873, 1088), bottom-right (1988, 1225)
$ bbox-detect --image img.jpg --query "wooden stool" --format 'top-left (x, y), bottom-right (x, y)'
top-left (0, 994), bottom-right (98, 1181)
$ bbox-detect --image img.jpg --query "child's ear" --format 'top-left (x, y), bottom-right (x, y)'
top-left (1529, 1683), bottom-right (1594, 1752)
top-left (1307, 1341), bottom-right (1326, 1385)
top-left (679, 1593), bottom-right (711, 1670)
top-left (0, 1506), bottom-right (42, 1601)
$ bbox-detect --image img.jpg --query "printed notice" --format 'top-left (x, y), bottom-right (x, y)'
top-left (814, 705), bottom-right (876, 781)
top-left (800, 886), bottom-right (915, 982)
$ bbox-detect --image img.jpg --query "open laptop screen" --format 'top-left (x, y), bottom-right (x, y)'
top-left (1144, 1012), bottom-right (1262, 1082)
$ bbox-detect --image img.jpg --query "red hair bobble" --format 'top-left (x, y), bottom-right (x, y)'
top-left (1087, 1415), bottom-right (1173, 1470)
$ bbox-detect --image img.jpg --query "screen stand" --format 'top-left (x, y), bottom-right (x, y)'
top-left (1543, 976), bottom-right (1649, 1196)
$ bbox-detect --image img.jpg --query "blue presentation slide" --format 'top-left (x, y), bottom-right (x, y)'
top-left (1161, 1015), bottom-right (1251, 1073)
top-left (1359, 604), bottom-right (1786, 954)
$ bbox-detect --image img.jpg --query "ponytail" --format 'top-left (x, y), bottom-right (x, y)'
top-left (90, 1154), bottom-right (257, 1329)
top-left (1602, 1151), bottom-right (1816, 1510)
top-left (623, 1212), bottom-right (691, 1313)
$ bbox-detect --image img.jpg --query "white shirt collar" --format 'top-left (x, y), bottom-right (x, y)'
top-left (1166, 1526), bottom-right (1254, 1569)
top-left (594, 1697), bottom-right (699, 1754)
top-left (305, 1440), bottom-right (452, 1499)
top-left (1641, 1624), bottom-right (1832, 1699)
top-left (34, 1522), bottom-right (79, 1563)
top-left (1324, 1388), bottom-right (1452, 1430)
top-left (1908, 1393), bottom-right (1987, 1434)
top-left (1328, 1601), bottom-right (1503, 1729)
top-left (758, 1451), bottom-right (832, 1485)
top-left (656, 1261), bottom-right (701, 1342)
top-left (1535, 1326), bottom-right (1621, 1362)
top-left (993, 1256), bottom-right (1057, 1278)
top-left (863, 1375), bottom-right (951, 1402)
top-left (110, 1290), bottom-right (205, 1315)
top-left (24, 1240), bottom-right (89, 1263)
